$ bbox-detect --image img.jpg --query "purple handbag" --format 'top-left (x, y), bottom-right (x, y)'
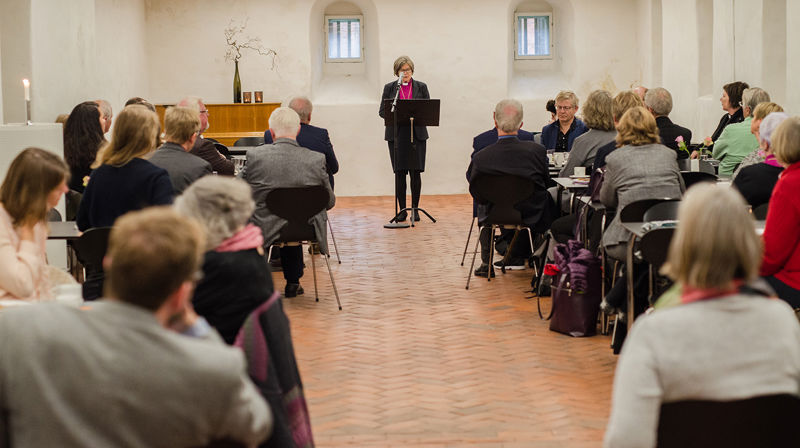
top-left (549, 241), bottom-right (603, 337)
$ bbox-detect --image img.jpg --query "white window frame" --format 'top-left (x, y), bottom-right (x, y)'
top-left (514, 12), bottom-right (553, 60)
top-left (324, 15), bottom-right (364, 63)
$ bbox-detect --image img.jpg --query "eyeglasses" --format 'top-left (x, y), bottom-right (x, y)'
top-left (556, 105), bottom-right (574, 111)
top-left (199, 110), bottom-right (209, 115)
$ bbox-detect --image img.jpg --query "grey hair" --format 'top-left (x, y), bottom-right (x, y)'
top-left (759, 112), bottom-right (789, 146)
top-left (96, 99), bottom-right (113, 119)
top-left (494, 99), bottom-right (524, 133)
top-left (177, 96), bottom-right (203, 112)
top-left (644, 87), bottom-right (673, 116)
top-left (741, 87), bottom-right (770, 114)
top-left (287, 97), bottom-right (313, 123)
top-left (268, 107), bottom-right (301, 137)
top-left (174, 176), bottom-right (255, 250)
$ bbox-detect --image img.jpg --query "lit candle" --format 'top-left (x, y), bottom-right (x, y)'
top-left (22, 79), bottom-right (30, 101)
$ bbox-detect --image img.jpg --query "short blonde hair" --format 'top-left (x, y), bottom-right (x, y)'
top-left (94, 105), bottom-right (160, 168)
top-left (613, 91), bottom-right (644, 121)
top-left (555, 90), bottom-right (579, 108)
top-left (581, 90), bottom-right (614, 131)
top-left (664, 184), bottom-right (760, 288)
top-left (174, 176), bottom-right (255, 250)
top-left (393, 56), bottom-right (414, 76)
top-left (615, 106), bottom-right (660, 147)
top-left (752, 102), bottom-right (784, 121)
top-left (164, 106), bottom-right (200, 144)
top-left (771, 116), bottom-right (800, 166)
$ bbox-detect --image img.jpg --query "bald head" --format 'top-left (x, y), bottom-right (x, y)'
top-left (494, 99), bottom-right (524, 134)
top-left (287, 97), bottom-right (313, 123)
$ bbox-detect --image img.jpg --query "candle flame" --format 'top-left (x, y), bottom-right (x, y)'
top-left (22, 79), bottom-right (29, 87)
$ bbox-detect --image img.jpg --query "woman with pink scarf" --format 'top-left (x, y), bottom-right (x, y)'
top-left (175, 176), bottom-right (272, 344)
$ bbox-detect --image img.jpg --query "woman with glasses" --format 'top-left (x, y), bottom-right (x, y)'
top-left (378, 55), bottom-right (430, 222)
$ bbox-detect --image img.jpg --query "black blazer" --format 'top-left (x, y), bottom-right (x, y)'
top-left (656, 116), bottom-right (693, 159)
top-left (733, 163), bottom-right (784, 208)
top-left (379, 79), bottom-right (430, 141)
top-left (711, 108), bottom-right (744, 142)
top-left (469, 137), bottom-right (554, 231)
top-left (264, 123), bottom-right (339, 188)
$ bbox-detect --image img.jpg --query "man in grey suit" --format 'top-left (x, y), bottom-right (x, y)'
top-left (0, 208), bottom-right (272, 447)
top-left (149, 106), bottom-right (212, 194)
top-left (241, 107), bottom-right (335, 298)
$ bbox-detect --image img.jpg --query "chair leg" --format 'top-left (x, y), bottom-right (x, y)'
top-left (323, 254), bottom-right (342, 310)
top-left (525, 228), bottom-right (537, 278)
top-left (309, 244), bottom-right (319, 302)
top-left (460, 217), bottom-right (476, 266)
top-left (501, 229), bottom-right (520, 273)
top-left (488, 225), bottom-right (496, 282)
top-left (465, 226), bottom-right (483, 290)
top-left (327, 218), bottom-right (341, 264)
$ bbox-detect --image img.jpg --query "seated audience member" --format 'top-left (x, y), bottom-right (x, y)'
top-left (76, 105), bottom-right (173, 300)
top-left (63, 101), bottom-right (107, 193)
top-left (242, 107), bottom-right (335, 298)
top-left (95, 99), bottom-right (113, 134)
top-left (600, 106), bottom-right (684, 262)
top-left (175, 176), bottom-right (272, 344)
top-left (55, 114), bottom-right (69, 127)
top-left (468, 99), bottom-right (554, 277)
top-left (760, 116), bottom-right (800, 308)
top-left (709, 81), bottom-right (749, 143)
top-left (0, 148), bottom-right (69, 301)
top-left (540, 90), bottom-right (588, 152)
top-left (604, 183), bottom-right (800, 448)
top-left (264, 96), bottom-right (339, 189)
top-left (591, 91), bottom-right (645, 171)
top-left (149, 106), bottom-right (212, 194)
top-left (632, 85), bottom-right (648, 101)
top-left (644, 87), bottom-right (692, 158)
top-left (713, 87), bottom-right (770, 176)
top-left (732, 102), bottom-right (784, 178)
top-left (559, 89), bottom-right (616, 177)
top-left (733, 112), bottom-right (788, 208)
top-left (178, 96), bottom-right (235, 175)
top-left (0, 207), bottom-right (272, 446)
top-left (125, 96), bottom-right (157, 112)
top-left (546, 99), bottom-right (557, 123)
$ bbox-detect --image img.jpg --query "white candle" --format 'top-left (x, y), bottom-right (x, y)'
top-left (22, 79), bottom-right (30, 101)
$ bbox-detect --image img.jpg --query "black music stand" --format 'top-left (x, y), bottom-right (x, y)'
top-left (382, 98), bottom-right (441, 228)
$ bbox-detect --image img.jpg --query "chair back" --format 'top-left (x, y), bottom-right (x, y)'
top-left (643, 200), bottom-right (681, 222)
top-left (213, 142), bottom-right (232, 160)
top-left (619, 198), bottom-right (675, 223)
top-left (639, 228), bottom-right (675, 272)
top-left (681, 171), bottom-right (717, 189)
top-left (266, 186), bottom-right (329, 242)
top-left (65, 189), bottom-right (82, 221)
top-left (753, 202), bottom-right (769, 220)
top-left (71, 227), bottom-right (112, 270)
top-left (46, 208), bottom-right (62, 222)
top-left (234, 136), bottom-right (265, 147)
top-left (469, 175), bottom-right (535, 225)
top-left (657, 394), bottom-right (800, 447)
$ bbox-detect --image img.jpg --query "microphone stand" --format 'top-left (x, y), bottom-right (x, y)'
top-left (384, 78), bottom-right (411, 229)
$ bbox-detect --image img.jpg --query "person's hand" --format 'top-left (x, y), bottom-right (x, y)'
top-left (689, 150), bottom-right (699, 159)
top-left (17, 222), bottom-right (36, 241)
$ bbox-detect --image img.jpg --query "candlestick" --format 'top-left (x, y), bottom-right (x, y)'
top-left (22, 79), bottom-right (30, 101)
top-left (22, 79), bottom-right (31, 125)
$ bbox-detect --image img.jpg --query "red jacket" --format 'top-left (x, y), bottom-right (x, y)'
top-left (760, 162), bottom-right (800, 289)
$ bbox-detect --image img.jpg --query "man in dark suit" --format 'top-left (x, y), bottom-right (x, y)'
top-left (469, 99), bottom-right (555, 276)
top-left (149, 106), bottom-right (212, 194)
top-left (264, 97), bottom-right (339, 189)
top-left (645, 87), bottom-right (692, 159)
top-left (179, 96), bottom-right (235, 175)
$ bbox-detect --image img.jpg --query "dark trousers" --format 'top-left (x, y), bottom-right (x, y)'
top-left (395, 171), bottom-right (421, 210)
top-left (479, 227), bottom-right (531, 263)
top-left (280, 245), bottom-right (303, 283)
top-left (764, 275), bottom-right (800, 308)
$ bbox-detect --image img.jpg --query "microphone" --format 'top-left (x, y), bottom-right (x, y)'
top-left (397, 74), bottom-right (403, 86)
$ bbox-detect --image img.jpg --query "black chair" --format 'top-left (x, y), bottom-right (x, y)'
top-left (265, 186), bottom-right (341, 310)
top-left (213, 142), bottom-right (232, 160)
top-left (203, 137), bottom-right (219, 144)
top-left (753, 202), bottom-right (769, 220)
top-left (677, 159), bottom-right (715, 175)
top-left (681, 171), bottom-right (717, 189)
top-left (657, 394), bottom-right (800, 447)
top-left (234, 136), bottom-right (265, 147)
top-left (65, 189), bottom-right (82, 221)
top-left (46, 208), bottom-right (62, 222)
top-left (465, 175), bottom-right (539, 289)
top-left (639, 227), bottom-right (676, 305)
top-left (642, 200), bottom-right (681, 222)
top-left (71, 227), bottom-right (112, 300)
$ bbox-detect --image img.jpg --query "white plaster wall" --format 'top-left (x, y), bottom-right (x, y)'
top-left (0, 0), bottom-right (33, 124)
top-left (786, 0), bottom-right (800, 113)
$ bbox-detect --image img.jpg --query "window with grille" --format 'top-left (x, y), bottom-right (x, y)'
top-left (515, 13), bottom-right (553, 59)
top-left (325, 16), bottom-right (363, 62)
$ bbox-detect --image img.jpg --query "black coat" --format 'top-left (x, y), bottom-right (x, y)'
top-left (469, 137), bottom-right (555, 232)
top-left (711, 108), bottom-right (745, 142)
top-left (656, 116), bottom-right (692, 159)
top-left (379, 79), bottom-right (430, 141)
top-left (733, 163), bottom-right (784, 208)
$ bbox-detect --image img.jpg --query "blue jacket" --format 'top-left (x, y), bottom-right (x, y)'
top-left (264, 123), bottom-right (339, 188)
top-left (540, 119), bottom-right (588, 152)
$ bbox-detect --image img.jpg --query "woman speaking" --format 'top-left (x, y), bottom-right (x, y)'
top-left (379, 55), bottom-right (430, 222)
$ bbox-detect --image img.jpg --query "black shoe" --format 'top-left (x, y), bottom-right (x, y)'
top-left (396, 210), bottom-right (408, 222)
top-left (285, 283), bottom-right (304, 298)
top-left (493, 257), bottom-right (527, 270)
top-left (412, 210), bottom-right (420, 221)
top-left (473, 263), bottom-right (496, 278)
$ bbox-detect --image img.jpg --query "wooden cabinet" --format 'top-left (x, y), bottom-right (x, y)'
top-left (155, 103), bottom-right (280, 146)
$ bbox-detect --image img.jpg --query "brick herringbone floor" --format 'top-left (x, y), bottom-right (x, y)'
top-left (275, 194), bottom-right (617, 447)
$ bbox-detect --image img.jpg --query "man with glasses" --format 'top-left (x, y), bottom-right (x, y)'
top-left (540, 90), bottom-right (588, 152)
top-left (149, 106), bottom-right (213, 194)
top-left (178, 96), bottom-right (235, 175)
